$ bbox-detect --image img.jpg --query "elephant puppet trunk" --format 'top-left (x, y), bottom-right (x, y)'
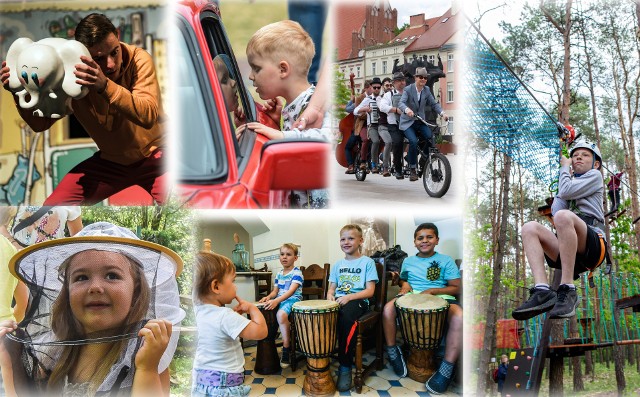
top-left (16, 89), bottom-right (39, 109)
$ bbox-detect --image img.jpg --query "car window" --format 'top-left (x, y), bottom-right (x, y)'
top-left (200, 12), bottom-right (256, 167)
top-left (174, 16), bottom-right (227, 182)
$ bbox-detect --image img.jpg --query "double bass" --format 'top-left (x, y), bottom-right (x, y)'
top-left (335, 73), bottom-right (356, 168)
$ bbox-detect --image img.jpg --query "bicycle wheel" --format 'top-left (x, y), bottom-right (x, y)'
top-left (423, 152), bottom-right (451, 197)
top-left (354, 143), bottom-right (367, 181)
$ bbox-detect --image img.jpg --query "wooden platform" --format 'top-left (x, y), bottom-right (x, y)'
top-left (615, 294), bottom-right (640, 312)
top-left (547, 343), bottom-right (598, 358)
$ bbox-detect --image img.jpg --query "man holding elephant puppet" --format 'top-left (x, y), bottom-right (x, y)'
top-left (1, 13), bottom-right (166, 205)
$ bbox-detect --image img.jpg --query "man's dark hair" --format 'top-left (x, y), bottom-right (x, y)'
top-left (414, 222), bottom-right (439, 238)
top-left (382, 77), bottom-right (391, 85)
top-left (75, 13), bottom-right (118, 48)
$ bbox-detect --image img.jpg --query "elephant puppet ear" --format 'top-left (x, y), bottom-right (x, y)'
top-left (59, 40), bottom-right (91, 99)
top-left (6, 38), bottom-right (35, 92)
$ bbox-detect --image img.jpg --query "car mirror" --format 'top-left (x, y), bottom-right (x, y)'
top-left (253, 139), bottom-right (329, 195)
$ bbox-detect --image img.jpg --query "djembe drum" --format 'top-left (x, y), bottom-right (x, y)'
top-left (396, 294), bottom-right (449, 382)
top-left (254, 302), bottom-right (281, 374)
top-left (292, 300), bottom-right (339, 397)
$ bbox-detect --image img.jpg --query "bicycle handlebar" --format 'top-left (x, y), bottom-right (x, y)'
top-left (414, 114), bottom-right (441, 128)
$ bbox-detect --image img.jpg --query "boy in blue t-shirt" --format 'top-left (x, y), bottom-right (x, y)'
top-left (259, 243), bottom-right (304, 367)
top-left (382, 223), bottom-right (462, 395)
top-left (327, 224), bottom-right (379, 392)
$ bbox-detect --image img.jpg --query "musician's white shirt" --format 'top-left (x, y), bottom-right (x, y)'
top-left (193, 304), bottom-right (251, 373)
top-left (354, 94), bottom-right (384, 126)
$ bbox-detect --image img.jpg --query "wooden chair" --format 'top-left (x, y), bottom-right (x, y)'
top-left (353, 262), bottom-right (387, 393)
top-left (252, 263), bottom-right (272, 301)
top-left (290, 263), bottom-right (330, 371)
top-left (299, 263), bottom-right (330, 299)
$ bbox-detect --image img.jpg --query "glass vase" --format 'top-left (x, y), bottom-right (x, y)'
top-left (232, 243), bottom-right (249, 271)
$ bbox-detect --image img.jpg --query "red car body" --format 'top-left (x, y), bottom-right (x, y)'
top-left (174, 0), bottom-right (329, 208)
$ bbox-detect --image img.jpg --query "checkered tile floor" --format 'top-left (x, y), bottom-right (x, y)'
top-left (242, 343), bottom-right (461, 396)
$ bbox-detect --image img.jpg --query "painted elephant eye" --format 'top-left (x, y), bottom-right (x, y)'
top-left (31, 73), bottom-right (40, 87)
top-left (21, 71), bottom-right (28, 82)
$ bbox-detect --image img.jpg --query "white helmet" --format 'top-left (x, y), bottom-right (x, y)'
top-left (570, 141), bottom-right (602, 162)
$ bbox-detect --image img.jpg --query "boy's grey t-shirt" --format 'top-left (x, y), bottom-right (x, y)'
top-left (551, 166), bottom-right (604, 234)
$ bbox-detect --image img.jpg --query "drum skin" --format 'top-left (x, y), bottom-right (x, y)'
top-left (395, 294), bottom-right (450, 382)
top-left (292, 300), bottom-right (339, 397)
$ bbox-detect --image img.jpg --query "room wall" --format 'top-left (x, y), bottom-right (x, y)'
top-left (197, 211), bottom-right (463, 277)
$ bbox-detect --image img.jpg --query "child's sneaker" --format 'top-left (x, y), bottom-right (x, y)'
top-left (386, 345), bottom-right (407, 377)
top-left (425, 370), bottom-right (451, 395)
top-left (337, 367), bottom-right (352, 391)
top-left (512, 287), bottom-right (557, 320)
top-left (549, 284), bottom-right (579, 319)
top-left (280, 347), bottom-right (290, 368)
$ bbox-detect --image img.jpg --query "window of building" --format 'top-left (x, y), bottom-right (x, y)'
top-left (357, 66), bottom-right (361, 78)
top-left (428, 55), bottom-right (435, 64)
top-left (372, 62), bottom-right (376, 75)
top-left (448, 53), bottom-right (454, 73)
top-left (382, 60), bottom-right (387, 74)
top-left (447, 82), bottom-right (454, 103)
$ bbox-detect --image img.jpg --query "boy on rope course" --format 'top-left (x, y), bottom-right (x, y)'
top-left (512, 141), bottom-right (608, 320)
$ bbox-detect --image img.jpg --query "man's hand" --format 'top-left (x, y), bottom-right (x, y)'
top-left (1, 61), bottom-right (11, 92)
top-left (245, 122), bottom-right (284, 140)
top-left (560, 155), bottom-right (572, 168)
top-left (405, 108), bottom-right (415, 118)
top-left (75, 55), bottom-right (108, 93)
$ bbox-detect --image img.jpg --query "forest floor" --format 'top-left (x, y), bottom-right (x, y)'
top-left (537, 361), bottom-right (640, 396)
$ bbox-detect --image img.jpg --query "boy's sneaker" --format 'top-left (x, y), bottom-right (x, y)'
top-left (337, 367), bottom-right (352, 391)
top-left (425, 370), bottom-right (451, 395)
top-left (280, 347), bottom-right (290, 368)
top-left (512, 287), bottom-right (557, 320)
top-left (549, 285), bottom-right (579, 319)
top-left (387, 346), bottom-right (407, 377)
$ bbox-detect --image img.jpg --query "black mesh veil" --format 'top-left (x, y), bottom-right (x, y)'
top-left (3, 222), bottom-right (185, 395)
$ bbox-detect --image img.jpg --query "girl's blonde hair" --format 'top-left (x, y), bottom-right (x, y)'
top-left (280, 243), bottom-right (298, 256)
top-left (246, 20), bottom-right (315, 78)
top-left (193, 251), bottom-right (235, 303)
top-left (48, 250), bottom-right (150, 395)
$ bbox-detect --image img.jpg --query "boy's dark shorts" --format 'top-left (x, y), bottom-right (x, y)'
top-left (544, 224), bottom-right (607, 280)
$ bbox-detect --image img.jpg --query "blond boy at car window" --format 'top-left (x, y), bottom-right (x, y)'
top-left (238, 20), bottom-right (330, 142)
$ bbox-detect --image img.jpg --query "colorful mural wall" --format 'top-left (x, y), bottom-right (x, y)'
top-left (0, 1), bottom-right (168, 205)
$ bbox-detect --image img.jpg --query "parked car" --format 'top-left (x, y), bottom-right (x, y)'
top-left (173, 0), bottom-right (329, 208)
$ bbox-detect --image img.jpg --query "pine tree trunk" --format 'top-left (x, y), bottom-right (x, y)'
top-left (570, 316), bottom-right (585, 391)
top-left (475, 153), bottom-right (512, 395)
top-left (585, 351), bottom-right (593, 378)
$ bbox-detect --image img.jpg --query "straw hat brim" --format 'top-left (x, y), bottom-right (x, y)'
top-left (9, 236), bottom-right (183, 289)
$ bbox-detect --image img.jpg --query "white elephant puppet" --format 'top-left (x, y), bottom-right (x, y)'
top-left (6, 37), bottom-right (91, 118)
